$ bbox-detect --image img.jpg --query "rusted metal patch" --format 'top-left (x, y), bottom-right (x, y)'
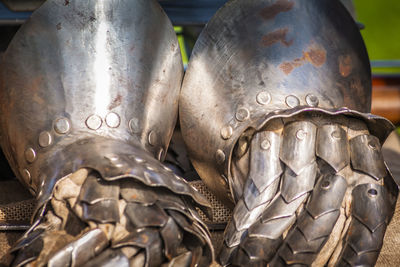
top-left (261, 28), bottom-right (293, 47)
top-left (259, 0), bottom-right (295, 21)
top-left (279, 42), bottom-right (327, 75)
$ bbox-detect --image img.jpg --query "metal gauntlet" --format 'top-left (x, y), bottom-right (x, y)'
top-left (179, 0), bottom-right (399, 266)
top-left (0, 0), bottom-right (213, 266)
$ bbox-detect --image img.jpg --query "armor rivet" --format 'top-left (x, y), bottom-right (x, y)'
top-left (22, 169), bottom-right (32, 184)
top-left (368, 188), bottom-right (378, 197)
top-left (86, 115), bottom-right (103, 130)
top-left (105, 112), bottom-right (121, 128)
top-left (256, 92), bottom-right (271, 105)
top-left (331, 130), bottom-right (341, 139)
top-left (321, 180), bottom-right (331, 190)
top-left (146, 164), bottom-right (156, 171)
top-left (305, 94), bottom-right (319, 107)
top-left (25, 148), bottom-right (37, 163)
top-left (296, 129), bottom-right (307, 140)
top-left (216, 149), bottom-right (226, 165)
top-left (221, 126), bottom-right (233, 140)
top-left (261, 139), bottom-right (271, 150)
top-left (129, 118), bottom-right (140, 134)
top-left (285, 95), bottom-right (300, 108)
top-left (38, 131), bottom-right (53, 147)
top-left (54, 118), bottom-right (71, 134)
top-left (236, 108), bottom-right (250, 122)
top-left (148, 131), bottom-right (157, 146)
top-left (368, 141), bottom-right (378, 150)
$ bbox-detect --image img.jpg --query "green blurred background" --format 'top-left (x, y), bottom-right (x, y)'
top-left (354, 0), bottom-right (400, 74)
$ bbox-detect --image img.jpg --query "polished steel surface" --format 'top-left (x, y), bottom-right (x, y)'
top-left (179, 0), bottom-right (380, 205)
top-left (0, 0), bottom-right (183, 197)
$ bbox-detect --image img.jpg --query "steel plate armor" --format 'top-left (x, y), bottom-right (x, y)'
top-left (0, 0), bottom-right (213, 266)
top-left (180, 0), bottom-right (398, 266)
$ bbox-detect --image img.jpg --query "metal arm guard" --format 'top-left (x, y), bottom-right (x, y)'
top-left (179, 0), bottom-right (398, 266)
top-left (0, 0), bottom-right (213, 266)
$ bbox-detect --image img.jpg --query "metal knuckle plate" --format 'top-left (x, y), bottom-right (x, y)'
top-left (261, 194), bottom-right (307, 223)
top-left (243, 178), bottom-right (279, 211)
top-left (316, 124), bottom-right (350, 172)
top-left (120, 180), bottom-right (158, 205)
top-left (224, 220), bottom-right (246, 247)
top-left (297, 210), bottom-right (340, 241)
top-left (125, 202), bottom-right (168, 228)
top-left (80, 174), bottom-right (119, 205)
top-left (239, 236), bottom-right (282, 263)
top-left (249, 131), bottom-right (283, 192)
top-left (350, 134), bottom-right (387, 180)
top-left (280, 121), bottom-right (317, 175)
top-left (248, 215), bottom-right (296, 240)
top-left (82, 199), bottom-right (120, 224)
top-left (233, 199), bottom-right (266, 231)
top-left (352, 184), bottom-right (390, 232)
top-left (346, 219), bottom-right (386, 254)
top-left (306, 174), bottom-right (347, 218)
top-left (278, 243), bottom-right (314, 265)
top-left (285, 228), bottom-right (325, 254)
top-left (340, 248), bottom-right (380, 267)
top-left (280, 161), bottom-right (317, 203)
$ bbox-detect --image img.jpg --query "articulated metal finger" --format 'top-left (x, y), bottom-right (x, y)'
top-left (275, 174), bottom-right (347, 265)
top-left (233, 236), bottom-right (282, 266)
top-left (280, 162), bottom-right (317, 203)
top-left (337, 183), bottom-right (392, 266)
top-left (81, 199), bottom-right (120, 224)
top-left (82, 249), bottom-right (129, 267)
top-left (316, 124), bottom-right (350, 172)
top-left (47, 229), bottom-right (108, 267)
top-left (350, 135), bottom-right (387, 180)
top-left (248, 131), bottom-right (283, 192)
top-left (79, 174), bottom-right (120, 204)
top-left (124, 202), bottom-right (168, 228)
top-left (280, 121), bottom-right (317, 175)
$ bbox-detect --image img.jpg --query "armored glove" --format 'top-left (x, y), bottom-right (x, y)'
top-left (179, 0), bottom-right (399, 266)
top-left (0, 0), bottom-right (213, 266)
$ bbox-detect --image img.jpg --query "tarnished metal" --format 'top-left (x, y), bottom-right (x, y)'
top-left (350, 135), bottom-right (387, 180)
top-left (248, 131), bottom-right (283, 192)
top-left (306, 174), bottom-right (347, 218)
top-left (179, 0), bottom-right (383, 204)
top-left (280, 121), bottom-right (317, 175)
top-left (4, 1), bottom-right (215, 266)
top-left (280, 161), bottom-right (317, 203)
top-left (316, 124), bottom-right (350, 172)
top-left (0, 0), bottom-right (183, 208)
